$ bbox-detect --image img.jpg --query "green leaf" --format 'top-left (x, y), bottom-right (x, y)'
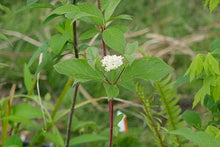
top-left (24, 64), bottom-right (32, 92)
top-left (79, 3), bottom-right (103, 19)
top-left (49, 33), bottom-right (69, 55)
top-left (0, 33), bottom-right (9, 41)
top-left (28, 43), bottom-right (48, 67)
top-left (73, 3), bottom-right (103, 25)
top-left (1, 115), bottom-right (33, 124)
top-left (100, 0), bottom-right (110, 11)
top-left (15, 3), bottom-right (54, 13)
top-left (114, 113), bottom-right (124, 126)
top-left (113, 126), bottom-right (119, 136)
top-left (205, 0), bottom-right (220, 12)
top-left (0, 63), bottom-right (9, 68)
top-left (72, 121), bottom-right (98, 132)
top-left (50, 4), bottom-right (79, 15)
top-left (104, 83), bottom-right (119, 98)
top-left (205, 125), bottom-right (220, 137)
top-left (70, 134), bottom-right (108, 145)
top-left (54, 59), bottom-right (103, 82)
top-left (182, 110), bottom-right (201, 129)
top-left (5, 135), bottom-right (22, 147)
top-left (43, 126), bottom-right (64, 146)
top-left (103, 27), bottom-right (125, 53)
top-left (213, 76), bottom-right (220, 102)
top-left (64, 19), bottom-right (74, 40)
top-left (118, 80), bottom-right (136, 92)
top-left (121, 57), bottom-right (172, 82)
top-left (104, 0), bottom-right (121, 21)
top-left (11, 104), bottom-right (42, 119)
top-left (170, 128), bottom-right (220, 147)
top-left (112, 25), bottom-right (128, 33)
top-left (80, 29), bottom-right (100, 40)
top-left (110, 14), bottom-right (133, 21)
top-left (27, 0), bottom-right (38, 6)
top-left (193, 76), bottom-right (215, 107)
top-left (86, 47), bottom-right (99, 69)
top-left (210, 39), bottom-right (220, 52)
top-left (125, 41), bottom-right (138, 64)
top-left (206, 53), bottom-right (220, 75)
top-left (185, 54), bottom-right (205, 82)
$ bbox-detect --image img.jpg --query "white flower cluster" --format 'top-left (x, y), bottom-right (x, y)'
top-left (101, 55), bottom-right (124, 72)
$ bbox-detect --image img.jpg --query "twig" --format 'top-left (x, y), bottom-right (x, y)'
top-left (65, 0), bottom-right (79, 146)
top-left (1, 30), bottom-right (42, 47)
top-left (78, 85), bottom-right (104, 110)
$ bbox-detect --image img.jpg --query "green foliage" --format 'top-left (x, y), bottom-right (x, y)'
top-left (43, 126), bottom-right (65, 146)
top-left (11, 104), bottom-right (43, 119)
top-left (205, 0), bottom-right (220, 12)
top-left (137, 84), bottom-right (165, 147)
top-left (5, 135), bottom-right (23, 147)
top-left (86, 47), bottom-right (99, 69)
top-left (113, 114), bottom-right (124, 136)
top-left (104, 0), bottom-right (121, 21)
top-left (24, 64), bottom-right (32, 92)
top-left (54, 58), bottom-right (104, 82)
top-left (103, 27), bottom-right (125, 53)
top-left (69, 134), bottom-right (108, 146)
top-left (170, 128), bottom-right (220, 147)
top-left (49, 33), bottom-right (69, 55)
top-left (154, 76), bottom-right (183, 146)
top-left (121, 57), bottom-right (172, 82)
top-left (104, 83), bottom-right (119, 98)
top-left (79, 29), bottom-right (100, 40)
top-left (185, 54), bottom-right (205, 82)
top-left (125, 41), bottom-right (138, 64)
top-left (182, 110), bottom-right (201, 129)
top-left (185, 52), bottom-right (220, 107)
top-left (205, 125), bottom-right (220, 139)
top-left (0, 33), bottom-right (9, 42)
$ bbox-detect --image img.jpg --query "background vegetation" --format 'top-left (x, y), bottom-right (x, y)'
top-left (0, 0), bottom-right (220, 146)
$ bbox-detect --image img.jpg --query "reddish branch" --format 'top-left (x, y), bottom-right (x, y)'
top-left (97, 0), bottom-right (114, 147)
top-left (65, 0), bottom-right (79, 147)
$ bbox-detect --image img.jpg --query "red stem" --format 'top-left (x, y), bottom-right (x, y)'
top-left (101, 27), bottom-right (107, 56)
top-left (97, 1), bottom-right (113, 146)
top-left (108, 99), bottom-right (114, 147)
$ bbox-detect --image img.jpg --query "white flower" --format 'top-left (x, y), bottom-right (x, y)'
top-left (101, 55), bottom-right (124, 72)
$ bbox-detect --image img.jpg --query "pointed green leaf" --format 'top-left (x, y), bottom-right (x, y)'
top-left (54, 59), bottom-right (103, 82)
top-left (104, 83), bottom-right (119, 98)
top-left (27, 0), bottom-right (38, 6)
top-left (70, 134), bottom-right (108, 145)
top-left (213, 76), bottom-right (220, 102)
top-left (5, 135), bottom-right (22, 147)
top-left (11, 104), bottom-right (42, 119)
top-left (110, 14), bottom-right (133, 21)
top-left (104, 0), bottom-right (121, 21)
top-left (125, 41), bottom-right (138, 64)
top-left (24, 64), bottom-right (32, 92)
top-left (1, 115), bottom-right (33, 124)
top-left (86, 47), bottom-right (99, 69)
top-left (50, 4), bottom-right (79, 15)
top-left (0, 33), bottom-right (9, 41)
top-left (15, 3), bottom-right (54, 13)
top-left (182, 110), bottom-right (201, 129)
top-left (103, 27), bottom-right (125, 53)
top-left (43, 126), bottom-right (64, 146)
top-left (170, 128), bottom-right (220, 147)
top-left (80, 29), bottom-right (100, 40)
top-left (49, 33), bottom-right (69, 55)
top-left (185, 54), bottom-right (205, 82)
top-left (121, 57), bottom-right (172, 82)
